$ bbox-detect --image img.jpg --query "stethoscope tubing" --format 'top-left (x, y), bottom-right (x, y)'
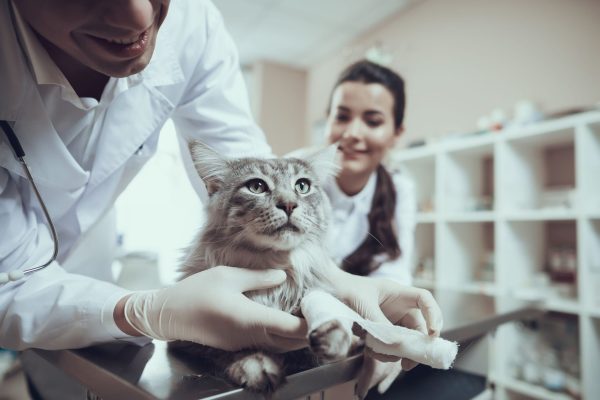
top-left (0, 120), bottom-right (59, 282)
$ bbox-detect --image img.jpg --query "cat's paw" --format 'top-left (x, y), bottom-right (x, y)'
top-left (309, 319), bottom-right (352, 363)
top-left (226, 351), bottom-right (285, 393)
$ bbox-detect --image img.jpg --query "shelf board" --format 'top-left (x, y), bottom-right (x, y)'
top-left (513, 292), bottom-right (580, 315)
top-left (443, 132), bottom-right (497, 154)
top-left (587, 307), bottom-right (600, 319)
top-left (504, 209), bottom-right (578, 221)
top-left (545, 298), bottom-right (581, 315)
top-left (416, 213), bottom-right (436, 223)
top-left (413, 278), bottom-right (435, 289)
top-left (444, 211), bottom-right (495, 222)
top-left (392, 145), bottom-right (437, 162)
top-left (587, 212), bottom-right (600, 220)
top-left (440, 282), bottom-right (497, 296)
top-left (496, 377), bottom-right (574, 400)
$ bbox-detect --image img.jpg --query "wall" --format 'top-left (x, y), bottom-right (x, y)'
top-left (307, 0), bottom-right (600, 146)
top-left (251, 60), bottom-right (308, 155)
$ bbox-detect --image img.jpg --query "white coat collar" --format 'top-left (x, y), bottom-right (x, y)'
top-left (326, 172), bottom-right (377, 215)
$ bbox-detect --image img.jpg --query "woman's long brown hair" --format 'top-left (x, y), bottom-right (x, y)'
top-left (330, 60), bottom-right (405, 276)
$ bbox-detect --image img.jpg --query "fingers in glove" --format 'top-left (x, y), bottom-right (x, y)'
top-left (355, 355), bottom-right (377, 399)
top-left (382, 286), bottom-right (442, 336)
top-left (219, 266), bottom-right (288, 292)
top-left (400, 309), bottom-right (428, 335)
top-left (377, 360), bottom-right (403, 394)
top-left (364, 346), bottom-right (400, 363)
top-left (356, 355), bottom-right (400, 399)
top-left (264, 333), bottom-right (309, 353)
top-left (240, 296), bottom-right (308, 339)
top-left (401, 358), bottom-right (418, 371)
top-left (397, 309), bottom-right (427, 371)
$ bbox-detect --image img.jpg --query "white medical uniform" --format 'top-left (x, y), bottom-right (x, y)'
top-left (325, 170), bottom-right (416, 285)
top-left (0, 0), bottom-right (271, 350)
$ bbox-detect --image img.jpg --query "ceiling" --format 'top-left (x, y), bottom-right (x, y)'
top-left (213, 0), bottom-right (413, 69)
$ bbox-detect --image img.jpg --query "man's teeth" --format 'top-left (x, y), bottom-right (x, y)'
top-left (104, 35), bottom-right (140, 45)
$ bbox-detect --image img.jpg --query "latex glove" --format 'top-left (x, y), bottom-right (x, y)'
top-left (120, 266), bottom-right (308, 352)
top-left (327, 269), bottom-right (443, 398)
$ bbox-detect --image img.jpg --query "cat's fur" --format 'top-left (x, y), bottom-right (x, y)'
top-left (169, 142), bottom-right (353, 394)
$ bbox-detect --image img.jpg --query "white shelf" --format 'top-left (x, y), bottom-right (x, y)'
top-left (415, 212), bottom-right (436, 223)
top-left (391, 111), bottom-right (600, 400)
top-left (444, 281), bottom-right (498, 296)
top-left (412, 277), bottom-right (435, 289)
top-left (444, 211), bottom-right (495, 222)
top-left (504, 209), bottom-right (578, 221)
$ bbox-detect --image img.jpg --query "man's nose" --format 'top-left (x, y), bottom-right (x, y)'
top-left (276, 201), bottom-right (298, 217)
top-left (100, 0), bottom-right (156, 33)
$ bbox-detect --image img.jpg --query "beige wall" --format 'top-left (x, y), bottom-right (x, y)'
top-left (307, 0), bottom-right (600, 147)
top-left (251, 61), bottom-right (308, 156)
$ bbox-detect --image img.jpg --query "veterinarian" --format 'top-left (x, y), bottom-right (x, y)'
top-left (0, 0), bottom-right (444, 398)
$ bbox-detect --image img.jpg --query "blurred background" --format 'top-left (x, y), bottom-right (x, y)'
top-left (109, 2), bottom-right (600, 399)
top-left (2, 1), bottom-right (599, 399)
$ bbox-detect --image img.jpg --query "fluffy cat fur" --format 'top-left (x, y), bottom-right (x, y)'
top-left (168, 142), bottom-right (353, 394)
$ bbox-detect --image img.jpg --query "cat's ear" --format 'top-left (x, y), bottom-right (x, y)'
top-left (286, 145), bottom-right (340, 182)
top-left (188, 141), bottom-right (228, 195)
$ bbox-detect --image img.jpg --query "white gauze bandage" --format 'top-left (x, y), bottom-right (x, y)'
top-left (300, 290), bottom-right (458, 370)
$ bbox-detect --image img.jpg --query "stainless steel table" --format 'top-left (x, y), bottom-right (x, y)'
top-left (28, 291), bottom-right (542, 400)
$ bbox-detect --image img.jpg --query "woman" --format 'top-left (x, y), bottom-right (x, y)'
top-left (324, 60), bottom-right (416, 285)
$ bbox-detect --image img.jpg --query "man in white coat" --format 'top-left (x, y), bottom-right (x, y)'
top-left (0, 0), bottom-right (444, 398)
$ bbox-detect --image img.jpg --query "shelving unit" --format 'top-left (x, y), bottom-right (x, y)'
top-left (390, 111), bottom-right (600, 400)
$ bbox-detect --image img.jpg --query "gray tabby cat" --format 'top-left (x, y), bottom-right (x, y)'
top-left (169, 142), bottom-right (354, 394)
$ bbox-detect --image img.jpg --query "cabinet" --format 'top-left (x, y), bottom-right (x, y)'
top-left (390, 111), bottom-right (600, 399)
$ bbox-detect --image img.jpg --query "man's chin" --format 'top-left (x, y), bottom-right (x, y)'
top-left (91, 49), bottom-right (155, 78)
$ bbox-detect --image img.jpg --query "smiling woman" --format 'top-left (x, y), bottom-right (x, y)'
top-left (324, 60), bottom-right (415, 283)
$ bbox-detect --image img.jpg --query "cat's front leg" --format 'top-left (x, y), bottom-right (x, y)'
top-left (301, 290), bottom-right (353, 363)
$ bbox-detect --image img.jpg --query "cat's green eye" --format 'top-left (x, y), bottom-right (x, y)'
top-left (295, 178), bottom-right (311, 194)
top-left (246, 179), bottom-right (268, 194)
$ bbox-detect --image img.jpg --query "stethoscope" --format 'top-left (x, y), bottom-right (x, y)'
top-left (0, 120), bottom-right (58, 284)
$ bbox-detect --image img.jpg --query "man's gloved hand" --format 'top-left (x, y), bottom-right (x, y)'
top-left (326, 268), bottom-right (443, 399)
top-left (115, 266), bottom-right (308, 352)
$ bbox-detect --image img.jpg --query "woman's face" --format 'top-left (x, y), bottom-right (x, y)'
top-left (15, 0), bottom-right (170, 78)
top-left (325, 81), bottom-right (401, 178)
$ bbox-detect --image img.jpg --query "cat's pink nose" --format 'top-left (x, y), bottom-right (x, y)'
top-left (277, 201), bottom-right (298, 216)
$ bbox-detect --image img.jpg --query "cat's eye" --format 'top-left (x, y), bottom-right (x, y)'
top-left (295, 178), bottom-right (311, 194)
top-left (246, 179), bottom-right (268, 194)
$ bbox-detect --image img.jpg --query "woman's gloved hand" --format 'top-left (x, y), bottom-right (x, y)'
top-left (114, 266), bottom-right (308, 352)
top-left (326, 268), bottom-right (443, 399)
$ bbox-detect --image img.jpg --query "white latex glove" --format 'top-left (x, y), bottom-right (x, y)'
top-left (120, 266), bottom-right (308, 352)
top-left (326, 269), bottom-right (444, 399)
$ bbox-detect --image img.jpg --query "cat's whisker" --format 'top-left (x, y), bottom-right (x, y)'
top-left (366, 232), bottom-right (385, 248)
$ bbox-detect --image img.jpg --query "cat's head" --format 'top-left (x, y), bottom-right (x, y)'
top-left (189, 142), bottom-right (338, 251)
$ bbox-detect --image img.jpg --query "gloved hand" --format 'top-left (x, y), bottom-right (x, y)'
top-left (116, 266), bottom-right (308, 352)
top-left (326, 268), bottom-right (443, 399)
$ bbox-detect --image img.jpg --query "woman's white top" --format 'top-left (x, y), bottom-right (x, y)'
top-left (0, 0), bottom-right (271, 350)
top-left (325, 170), bottom-right (417, 285)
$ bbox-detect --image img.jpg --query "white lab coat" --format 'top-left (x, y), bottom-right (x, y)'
top-left (325, 170), bottom-right (416, 285)
top-left (0, 0), bottom-right (271, 350)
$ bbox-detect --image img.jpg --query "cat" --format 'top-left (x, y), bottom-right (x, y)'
top-left (168, 141), bottom-right (356, 394)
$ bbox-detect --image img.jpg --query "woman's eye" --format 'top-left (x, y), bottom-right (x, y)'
top-left (335, 114), bottom-right (350, 123)
top-left (246, 179), bottom-right (268, 194)
top-left (366, 119), bottom-right (383, 128)
top-left (295, 178), bottom-right (311, 194)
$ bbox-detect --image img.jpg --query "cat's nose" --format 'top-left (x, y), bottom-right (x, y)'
top-left (276, 201), bottom-right (298, 216)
